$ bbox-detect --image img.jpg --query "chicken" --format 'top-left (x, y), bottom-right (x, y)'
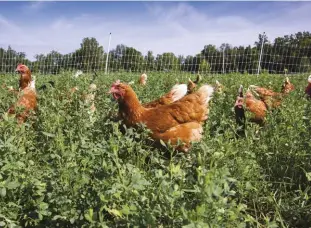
top-left (84, 72), bottom-right (98, 114)
top-left (65, 85), bottom-right (96, 113)
top-left (65, 71), bottom-right (98, 108)
top-left (16, 64), bottom-right (32, 90)
top-left (234, 85), bottom-right (246, 136)
top-left (7, 65), bottom-right (37, 124)
top-left (305, 75), bottom-right (311, 99)
top-left (244, 88), bottom-right (267, 124)
top-left (83, 83), bottom-right (97, 114)
top-left (114, 83), bottom-right (187, 123)
top-left (109, 80), bottom-right (214, 152)
top-left (143, 84), bottom-right (187, 108)
top-left (187, 74), bottom-right (201, 93)
top-left (249, 85), bottom-right (279, 97)
top-left (281, 77), bottom-right (295, 94)
top-left (187, 79), bottom-right (196, 93)
top-left (215, 80), bottom-right (225, 93)
top-left (249, 77), bottom-right (294, 109)
top-left (249, 85), bottom-right (283, 109)
top-left (2, 63), bottom-right (32, 94)
top-left (139, 73), bottom-right (147, 85)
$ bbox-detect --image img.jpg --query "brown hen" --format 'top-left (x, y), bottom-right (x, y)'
top-left (139, 73), bottom-right (147, 86)
top-left (187, 74), bottom-right (201, 94)
top-left (281, 77), bottom-right (295, 94)
top-left (244, 89), bottom-right (267, 124)
top-left (249, 85), bottom-right (283, 109)
top-left (249, 77), bottom-right (294, 109)
top-left (110, 80), bottom-right (214, 152)
top-left (7, 64), bottom-right (37, 124)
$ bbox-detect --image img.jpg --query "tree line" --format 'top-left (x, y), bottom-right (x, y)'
top-left (0, 31), bottom-right (311, 74)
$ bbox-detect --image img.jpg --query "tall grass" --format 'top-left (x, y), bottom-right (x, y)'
top-left (0, 71), bottom-right (310, 227)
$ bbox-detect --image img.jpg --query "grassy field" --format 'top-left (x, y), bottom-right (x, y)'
top-left (0, 71), bottom-right (310, 227)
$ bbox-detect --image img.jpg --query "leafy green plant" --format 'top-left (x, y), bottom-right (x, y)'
top-left (0, 72), bottom-right (310, 227)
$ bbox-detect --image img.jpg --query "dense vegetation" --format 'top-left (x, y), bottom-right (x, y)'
top-left (1, 31), bottom-right (311, 75)
top-left (0, 71), bottom-right (310, 227)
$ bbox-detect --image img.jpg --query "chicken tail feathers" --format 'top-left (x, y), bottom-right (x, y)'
top-left (285, 76), bottom-right (290, 83)
top-left (197, 84), bottom-right (214, 104)
top-left (238, 85), bottom-right (243, 97)
top-left (170, 84), bottom-right (188, 102)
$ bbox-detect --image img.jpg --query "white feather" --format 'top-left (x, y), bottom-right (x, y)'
top-left (285, 76), bottom-right (290, 83)
top-left (170, 84), bottom-right (188, 102)
top-left (308, 75), bottom-right (311, 83)
top-left (197, 84), bottom-right (214, 104)
top-left (29, 75), bottom-right (36, 91)
top-left (190, 126), bottom-right (203, 142)
top-left (238, 85), bottom-right (243, 93)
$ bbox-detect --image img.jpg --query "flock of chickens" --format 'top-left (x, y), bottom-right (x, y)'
top-left (1, 64), bottom-right (97, 124)
top-left (2, 64), bottom-right (311, 153)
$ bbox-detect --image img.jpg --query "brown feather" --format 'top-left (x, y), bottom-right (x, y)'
top-left (111, 82), bottom-right (213, 152)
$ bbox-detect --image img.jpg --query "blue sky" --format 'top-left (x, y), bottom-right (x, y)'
top-left (1, 1), bottom-right (311, 60)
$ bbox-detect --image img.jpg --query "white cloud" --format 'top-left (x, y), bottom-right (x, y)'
top-left (1, 2), bottom-right (311, 61)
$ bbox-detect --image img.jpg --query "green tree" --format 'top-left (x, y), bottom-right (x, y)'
top-left (198, 59), bottom-right (211, 73)
top-left (32, 51), bottom-right (62, 74)
top-left (299, 56), bottom-right (311, 73)
top-left (145, 51), bottom-right (155, 71)
top-left (155, 52), bottom-right (180, 71)
top-left (254, 33), bottom-right (269, 48)
top-left (45, 51), bottom-right (63, 74)
top-left (0, 46), bottom-right (30, 73)
top-left (121, 47), bottom-right (145, 72)
top-left (75, 37), bottom-right (105, 72)
top-left (183, 55), bottom-right (195, 72)
top-left (109, 44), bottom-right (127, 72)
